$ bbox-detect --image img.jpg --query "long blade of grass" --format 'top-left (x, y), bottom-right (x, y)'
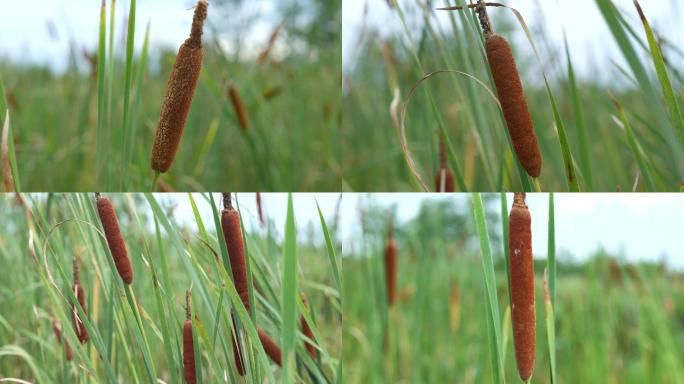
top-left (281, 193), bottom-right (298, 384)
top-left (472, 193), bottom-right (504, 383)
top-left (634, 1), bottom-right (684, 151)
top-left (96, 0), bottom-right (107, 187)
top-left (120, 0), bottom-right (137, 189)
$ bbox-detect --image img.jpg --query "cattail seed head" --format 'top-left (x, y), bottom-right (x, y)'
top-left (52, 320), bottom-right (73, 361)
top-left (183, 289), bottom-right (197, 384)
top-left (151, 0), bottom-right (208, 173)
top-left (486, 34), bottom-right (542, 178)
top-left (228, 84), bottom-right (249, 131)
top-left (96, 195), bottom-right (133, 284)
top-left (435, 134), bottom-right (456, 192)
top-left (230, 312), bottom-right (246, 376)
top-left (300, 293), bottom-right (317, 359)
top-left (221, 194), bottom-right (250, 312)
top-left (384, 218), bottom-right (397, 306)
top-left (508, 192), bottom-right (536, 381)
top-left (72, 284), bottom-right (89, 344)
top-left (258, 328), bottom-right (282, 366)
top-left (256, 192), bottom-right (265, 225)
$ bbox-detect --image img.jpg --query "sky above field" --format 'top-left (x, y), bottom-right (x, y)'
top-left (342, 0), bottom-right (684, 81)
top-left (0, 0), bottom-right (281, 73)
top-left (337, 193), bottom-right (684, 270)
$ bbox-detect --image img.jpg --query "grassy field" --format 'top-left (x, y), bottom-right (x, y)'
top-left (342, 0), bottom-right (684, 191)
top-left (0, 193), bottom-right (341, 383)
top-left (0, 0), bottom-right (341, 191)
top-left (343, 194), bottom-right (684, 383)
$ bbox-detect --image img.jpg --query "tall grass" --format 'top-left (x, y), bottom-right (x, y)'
top-left (0, 193), bottom-right (341, 382)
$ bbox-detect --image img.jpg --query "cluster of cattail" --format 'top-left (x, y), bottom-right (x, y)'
top-left (227, 84), bottom-right (249, 131)
top-left (150, 0), bottom-right (208, 174)
top-left (435, 133), bottom-right (455, 192)
top-left (96, 194), bottom-right (133, 284)
top-left (508, 192), bottom-right (536, 381)
top-left (52, 319), bottom-right (73, 361)
top-left (384, 217), bottom-right (397, 306)
top-left (221, 193), bottom-right (285, 371)
top-left (183, 289), bottom-right (197, 384)
top-left (72, 257), bottom-right (89, 344)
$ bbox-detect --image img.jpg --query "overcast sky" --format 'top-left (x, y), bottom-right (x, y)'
top-left (342, 0), bottom-right (684, 80)
top-left (0, 0), bottom-right (280, 73)
top-left (335, 193), bottom-right (684, 269)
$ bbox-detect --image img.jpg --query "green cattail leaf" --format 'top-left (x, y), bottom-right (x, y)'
top-left (635, 1), bottom-right (684, 151)
top-left (281, 193), bottom-right (298, 384)
top-left (472, 193), bottom-right (505, 383)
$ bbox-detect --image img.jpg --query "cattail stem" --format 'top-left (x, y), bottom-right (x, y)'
top-left (508, 193), bottom-right (536, 381)
top-left (96, 195), bottom-right (133, 284)
top-left (221, 193), bottom-right (251, 313)
top-left (258, 328), bottom-right (282, 366)
top-left (150, 0), bottom-right (208, 173)
top-left (183, 289), bottom-right (197, 384)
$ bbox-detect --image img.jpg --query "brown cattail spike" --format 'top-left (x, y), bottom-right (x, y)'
top-left (300, 293), bottom-right (317, 359)
top-left (52, 320), bottom-right (73, 361)
top-left (73, 283), bottom-right (89, 344)
top-left (385, 217), bottom-right (397, 306)
top-left (486, 34), bottom-right (542, 178)
top-left (183, 289), bottom-right (197, 384)
top-left (228, 84), bottom-right (249, 131)
top-left (230, 312), bottom-right (246, 376)
top-left (258, 328), bottom-right (282, 366)
top-left (435, 134), bottom-right (456, 192)
top-left (508, 192), bottom-right (536, 381)
top-left (96, 195), bottom-right (133, 284)
top-left (256, 192), bottom-right (265, 225)
top-left (150, 0), bottom-right (208, 173)
top-left (221, 194), bottom-right (250, 312)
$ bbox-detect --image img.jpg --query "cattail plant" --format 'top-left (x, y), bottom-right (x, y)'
top-left (300, 293), bottom-right (317, 359)
top-left (228, 84), bottom-right (249, 131)
top-left (96, 194), bottom-right (133, 284)
top-left (230, 312), bottom-right (246, 376)
top-left (72, 257), bottom-right (89, 344)
top-left (183, 289), bottom-right (197, 384)
top-left (440, 1), bottom-right (542, 178)
top-left (221, 193), bottom-right (250, 312)
top-left (508, 192), bottom-right (536, 381)
top-left (384, 217), bottom-right (397, 306)
top-left (150, 0), bottom-right (208, 173)
top-left (258, 328), bottom-right (282, 366)
top-left (52, 319), bottom-right (73, 361)
top-left (435, 133), bottom-right (455, 192)
top-left (256, 192), bottom-right (265, 226)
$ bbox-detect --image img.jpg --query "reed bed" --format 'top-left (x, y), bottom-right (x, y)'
top-left (0, 193), bottom-right (341, 382)
top-left (343, 0), bottom-right (684, 191)
top-left (343, 193), bottom-right (684, 383)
